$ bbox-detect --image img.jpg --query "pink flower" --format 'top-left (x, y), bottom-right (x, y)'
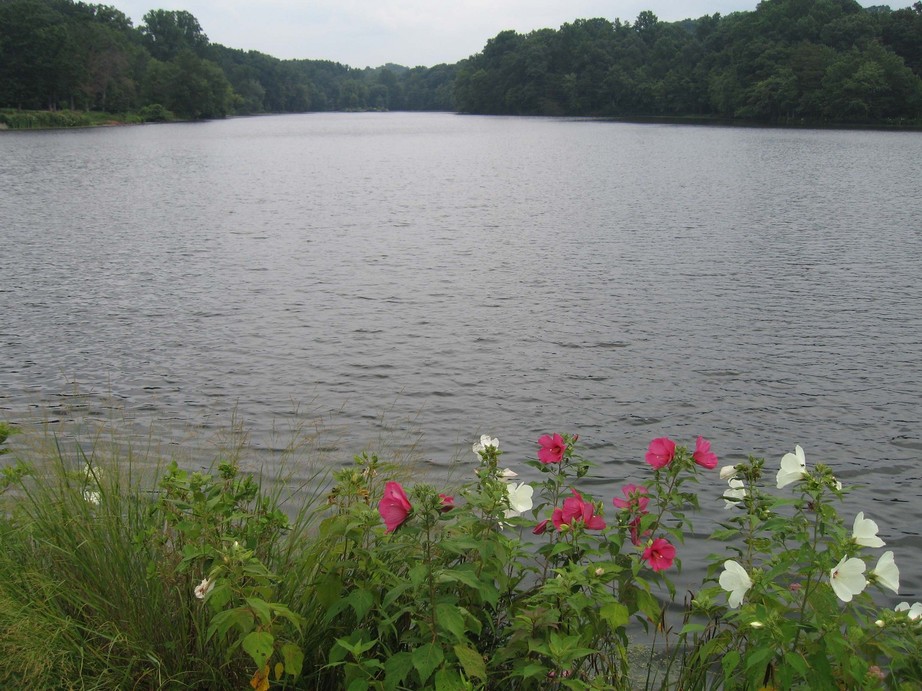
top-left (551, 490), bottom-right (606, 531)
top-left (692, 436), bottom-right (718, 469)
top-left (645, 437), bottom-right (676, 469)
top-left (533, 519), bottom-right (550, 535)
top-left (438, 494), bottom-right (454, 512)
top-left (378, 481), bottom-right (412, 532)
top-left (613, 484), bottom-right (650, 513)
top-left (642, 538), bottom-right (676, 572)
top-left (538, 433), bottom-right (566, 464)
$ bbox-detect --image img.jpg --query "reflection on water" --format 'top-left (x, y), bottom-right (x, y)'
top-left (1, 113), bottom-right (921, 596)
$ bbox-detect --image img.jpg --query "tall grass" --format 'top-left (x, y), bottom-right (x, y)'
top-left (0, 418), bottom-right (342, 688)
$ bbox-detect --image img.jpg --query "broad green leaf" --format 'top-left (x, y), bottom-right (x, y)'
top-left (412, 642), bottom-right (444, 684)
top-left (434, 667), bottom-right (467, 690)
top-left (281, 642), bottom-right (304, 677)
top-left (383, 651), bottom-right (414, 690)
top-left (206, 608), bottom-right (254, 642)
top-left (246, 597), bottom-right (272, 626)
top-left (600, 601), bottom-right (629, 629)
top-left (721, 649), bottom-right (740, 677)
top-left (435, 603), bottom-right (466, 643)
top-left (453, 644), bottom-right (486, 681)
top-left (241, 631), bottom-right (274, 668)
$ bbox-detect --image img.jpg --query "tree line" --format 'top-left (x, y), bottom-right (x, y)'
top-left (455, 0), bottom-right (922, 123)
top-left (1, 0), bottom-right (921, 124)
top-left (0, 0), bottom-right (456, 119)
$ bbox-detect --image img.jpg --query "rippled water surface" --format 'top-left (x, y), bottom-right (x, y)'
top-left (2, 113), bottom-right (921, 594)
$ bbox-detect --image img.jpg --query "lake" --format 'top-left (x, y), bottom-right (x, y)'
top-left (1, 112), bottom-right (921, 597)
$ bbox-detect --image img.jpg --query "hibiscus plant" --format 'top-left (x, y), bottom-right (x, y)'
top-left (680, 447), bottom-right (922, 689)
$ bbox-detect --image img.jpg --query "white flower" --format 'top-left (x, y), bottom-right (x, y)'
top-left (719, 465), bottom-right (737, 481)
top-left (852, 512), bottom-right (885, 548)
top-left (499, 468), bottom-right (518, 481)
top-left (194, 577), bottom-right (214, 600)
top-left (776, 445), bottom-right (808, 489)
top-left (473, 435), bottom-right (499, 455)
top-left (871, 551), bottom-right (899, 594)
top-left (719, 560), bottom-right (753, 608)
top-left (723, 478), bottom-right (747, 509)
top-left (749, 621), bottom-right (764, 629)
top-left (503, 482), bottom-right (534, 518)
top-left (83, 489), bottom-right (100, 505)
top-left (895, 602), bottom-right (922, 620)
top-left (830, 556), bottom-right (867, 602)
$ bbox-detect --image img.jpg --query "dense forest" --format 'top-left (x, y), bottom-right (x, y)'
top-left (1, 0), bottom-right (921, 124)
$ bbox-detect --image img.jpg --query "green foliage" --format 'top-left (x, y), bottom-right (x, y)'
top-left (453, 1), bottom-right (922, 124)
top-left (2, 0), bottom-right (919, 125)
top-left (0, 421), bottom-right (920, 688)
top-left (680, 451), bottom-right (922, 689)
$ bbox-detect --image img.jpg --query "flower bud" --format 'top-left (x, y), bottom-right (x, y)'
top-left (719, 465), bottom-right (737, 480)
top-left (749, 621), bottom-right (764, 629)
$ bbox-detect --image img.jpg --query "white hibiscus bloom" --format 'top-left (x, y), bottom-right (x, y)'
top-left (830, 555), bottom-right (867, 602)
top-left (723, 478), bottom-right (747, 509)
top-left (895, 602), bottom-right (922, 621)
top-left (776, 445), bottom-right (808, 489)
top-left (473, 435), bottom-right (499, 455)
top-left (852, 512), bottom-right (885, 548)
top-left (719, 560), bottom-right (753, 608)
top-left (194, 577), bottom-right (214, 600)
top-left (503, 482), bottom-right (534, 519)
top-left (871, 551), bottom-right (899, 594)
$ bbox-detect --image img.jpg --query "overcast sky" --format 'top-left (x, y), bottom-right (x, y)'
top-left (110, 0), bottom-right (889, 69)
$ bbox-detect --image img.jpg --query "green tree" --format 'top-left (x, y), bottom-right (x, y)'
top-left (140, 9), bottom-right (209, 61)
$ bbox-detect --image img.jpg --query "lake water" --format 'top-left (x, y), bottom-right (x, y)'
top-left (2, 112), bottom-right (921, 598)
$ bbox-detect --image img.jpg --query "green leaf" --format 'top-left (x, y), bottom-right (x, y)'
top-left (721, 649), bottom-right (740, 677)
top-left (246, 597), bottom-right (272, 626)
top-left (347, 589), bottom-right (375, 620)
top-left (281, 642), bottom-right (304, 678)
top-left (784, 650), bottom-right (809, 679)
top-left (242, 631), bottom-right (274, 668)
top-left (206, 607), bottom-right (254, 642)
top-left (434, 667), bottom-right (467, 690)
top-left (270, 602), bottom-right (305, 631)
top-left (600, 601), bottom-right (630, 629)
top-left (453, 644), bottom-right (486, 681)
top-left (679, 622), bottom-right (707, 635)
top-left (635, 588), bottom-right (662, 623)
top-left (383, 651), bottom-right (414, 689)
top-left (412, 642), bottom-right (444, 684)
top-left (435, 603), bottom-right (467, 643)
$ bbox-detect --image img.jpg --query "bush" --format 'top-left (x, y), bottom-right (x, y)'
top-left (139, 104), bottom-right (174, 122)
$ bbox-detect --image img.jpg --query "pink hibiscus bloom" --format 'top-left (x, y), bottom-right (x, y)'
top-left (692, 436), bottom-right (718, 469)
top-left (378, 481), bottom-right (412, 532)
top-left (613, 484), bottom-right (650, 513)
top-left (642, 537), bottom-right (676, 572)
top-left (538, 433), bottom-right (566, 464)
top-left (533, 519), bottom-right (550, 535)
top-left (645, 437), bottom-right (677, 469)
top-left (552, 489), bottom-right (606, 531)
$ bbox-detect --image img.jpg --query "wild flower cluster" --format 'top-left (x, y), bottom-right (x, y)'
top-left (2, 423), bottom-right (921, 689)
